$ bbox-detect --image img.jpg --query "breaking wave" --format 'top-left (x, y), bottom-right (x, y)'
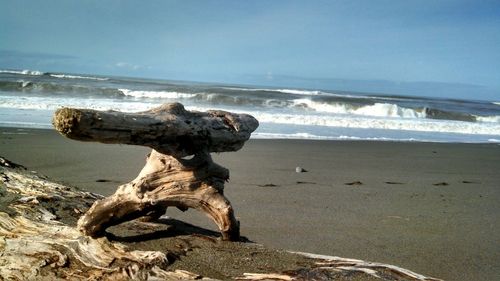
top-left (0, 69), bottom-right (45, 76)
top-left (117, 89), bottom-right (430, 120)
top-left (223, 87), bottom-right (321, 96)
top-left (222, 87), bottom-right (407, 102)
top-left (0, 81), bottom-right (123, 96)
top-left (252, 132), bottom-right (424, 142)
top-left (119, 89), bottom-right (197, 99)
top-left (249, 111), bottom-right (500, 136)
top-left (0, 69), bottom-right (109, 81)
top-left (118, 90), bottom-right (430, 120)
top-left (0, 96), bottom-right (158, 112)
top-left (475, 115), bottom-right (500, 123)
top-left (292, 99), bottom-right (426, 118)
top-left (1, 95), bottom-right (499, 136)
top-left (1, 81), bottom-right (496, 124)
top-left (274, 89), bottom-right (322, 95)
top-left (48, 73), bottom-right (109, 81)
top-left (1, 70), bottom-right (499, 142)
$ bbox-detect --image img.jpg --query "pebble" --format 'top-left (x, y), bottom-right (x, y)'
top-left (295, 166), bottom-right (307, 173)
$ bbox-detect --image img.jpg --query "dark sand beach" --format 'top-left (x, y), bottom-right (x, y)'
top-left (1, 127), bottom-right (499, 281)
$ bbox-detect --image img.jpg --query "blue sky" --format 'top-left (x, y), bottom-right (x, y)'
top-left (1, 0), bottom-right (499, 99)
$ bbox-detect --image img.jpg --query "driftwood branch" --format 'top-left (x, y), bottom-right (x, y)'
top-left (53, 102), bottom-right (258, 157)
top-left (53, 103), bottom-right (258, 241)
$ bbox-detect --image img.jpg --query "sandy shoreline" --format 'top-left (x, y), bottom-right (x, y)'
top-left (1, 127), bottom-right (499, 280)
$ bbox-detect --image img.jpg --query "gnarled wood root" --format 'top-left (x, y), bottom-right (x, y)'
top-left (77, 150), bottom-right (240, 241)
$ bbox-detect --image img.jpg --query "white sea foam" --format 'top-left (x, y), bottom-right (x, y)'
top-left (225, 87), bottom-right (364, 99)
top-left (475, 115), bottom-right (500, 123)
top-left (0, 95), bottom-right (161, 112)
top-left (19, 80), bottom-right (32, 88)
top-left (275, 89), bottom-right (322, 95)
top-left (253, 132), bottom-right (419, 141)
top-left (493, 102), bottom-right (500, 106)
top-left (354, 103), bottom-right (426, 118)
top-left (249, 111), bottom-right (500, 136)
top-left (276, 88), bottom-right (405, 101)
top-left (223, 87), bottom-right (323, 96)
top-left (49, 74), bottom-right (109, 81)
top-left (119, 89), bottom-right (197, 99)
top-left (0, 89), bottom-right (500, 139)
top-left (293, 99), bottom-right (426, 119)
top-left (249, 132), bottom-right (436, 142)
top-left (107, 88), bottom-right (419, 120)
top-left (278, 90), bottom-right (405, 101)
top-left (336, 135), bottom-right (421, 142)
top-left (222, 86), bottom-right (408, 101)
top-left (0, 69), bottom-right (44, 76)
top-left (252, 132), bottom-right (337, 140)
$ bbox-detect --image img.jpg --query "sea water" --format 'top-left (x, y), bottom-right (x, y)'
top-left (1, 69), bottom-right (499, 143)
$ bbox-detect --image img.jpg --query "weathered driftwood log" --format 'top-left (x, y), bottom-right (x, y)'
top-left (53, 102), bottom-right (258, 157)
top-left (0, 157), bottom-right (172, 280)
top-left (53, 103), bottom-right (258, 241)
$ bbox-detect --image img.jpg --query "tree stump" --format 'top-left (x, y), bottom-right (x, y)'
top-left (53, 103), bottom-right (259, 241)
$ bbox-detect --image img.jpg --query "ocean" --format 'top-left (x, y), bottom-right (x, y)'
top-left (1, 69), bottom-right (499, 143)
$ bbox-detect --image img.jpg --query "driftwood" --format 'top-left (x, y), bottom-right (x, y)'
top-left (0, 157), bottom-right (174, 280)
top-left (0, 158), bottom-right (443, 280)
top-left (53, 103), bottom-right (258, 157)
top-left (53, 103), bottom-right (258, 241)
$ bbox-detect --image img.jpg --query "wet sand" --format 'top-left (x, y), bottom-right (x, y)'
top-left (1, 127), bottom-right (499, 281)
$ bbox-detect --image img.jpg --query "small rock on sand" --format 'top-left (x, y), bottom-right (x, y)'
top-left (295, 166), bottom-right (307, 173)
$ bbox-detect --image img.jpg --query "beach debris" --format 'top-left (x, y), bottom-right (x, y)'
top-left (238, 253), bottom-right (443, 281)
top-left (295, 166), bottom-right (307, 173)
top-left (385, 181), bottom-right (404, 185)
top-left (387, 215), bottom-right (410, 221)
top-left (53, 103), bottom-right (258, 241)
top-left (95, 178), bottom-right (121, 183)
top-left (345, 181), bottom-right (363, 186)
top-left (95, 179), bottom-right (110, 182)
top-left (462, 180), bottom-right (480, 184)
top-left (296, 181), bottom-right (317, 185)
top-left (257, 183), bottom-right (279, 187)
top-left (0, 156), bottom-right (26, 169)
top-left (433, 182), bottom-right (449, 186)
top-left (237, 273), bottom-right (293, 280)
